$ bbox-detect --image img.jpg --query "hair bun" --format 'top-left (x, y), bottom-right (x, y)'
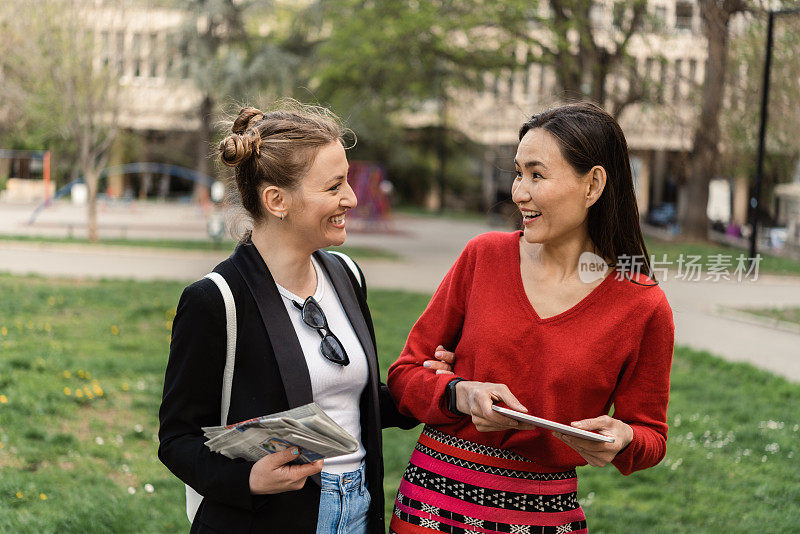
top-left (232, 107), bottom-right (265, 134)
top-left (218, 130), bottom-right (262, 167)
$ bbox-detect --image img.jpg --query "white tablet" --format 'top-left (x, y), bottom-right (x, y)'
top-left (491, 406), bottom-right (615, 443)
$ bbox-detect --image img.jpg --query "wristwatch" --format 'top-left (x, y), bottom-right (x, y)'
top-left (445, 377), bottom-right (466, 416)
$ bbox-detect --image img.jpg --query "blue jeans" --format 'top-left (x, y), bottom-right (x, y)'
top-left (316, 463), bottom-right (371, 534)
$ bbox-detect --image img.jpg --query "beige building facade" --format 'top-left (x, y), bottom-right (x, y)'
top-left (74, 1), bottom-right (750, 217)
top-left (439, 0), bottom-right (742, 223)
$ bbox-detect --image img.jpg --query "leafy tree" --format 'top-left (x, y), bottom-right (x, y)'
top-left (310, 0), bottom-right (666, 208)
top-left (0, 0), bottom-right (124, 241)
top-left (494, 0), bottom-right (652, 117)
top-left (680, 0), bottom-right (750, 239)
top-left (722, 10), bottom-right (800, 200)
top-left (311, 0), bottom-right (520, 208)
top-left (176, 0), bottom-right (298, 197)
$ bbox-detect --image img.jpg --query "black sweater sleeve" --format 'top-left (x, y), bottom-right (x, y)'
top-left (157, 281), bottom-right (264, 511)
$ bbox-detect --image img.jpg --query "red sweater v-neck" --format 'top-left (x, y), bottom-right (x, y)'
top-left (388, 231), bottom-right (675, 475)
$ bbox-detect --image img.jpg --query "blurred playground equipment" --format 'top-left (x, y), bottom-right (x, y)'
top-left (0, 149), bottom-right (54, 204)
top-left (24, 162), bottom-right (215, 226)
top-left (347, 160), bottom-right (393, 232)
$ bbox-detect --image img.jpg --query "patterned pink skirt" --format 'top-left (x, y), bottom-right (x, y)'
top-left (390, 426), bottom-right (588, 534)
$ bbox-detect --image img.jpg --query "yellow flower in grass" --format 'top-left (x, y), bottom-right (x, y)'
top-left (75, 390), bottom-right (83, 398)
top-left (121, 382), bottom-right (130, 392)
top-left (16, 492), bottom-right (22, 499)
top-left (92, 383), bottom-right (104, 397)
top-left (83, 386), bottom-right (94, 400)
top-left (64, 387), bottom-right (71, 396)
top-left (1, 326), bottom-right (7, 336)
top-left (111, 325), bottom-right (119, 336)
top-left (85, 371), bottom-right (92, 379)
top-left (0, 395), bottom-right (7, 404)
top-left (63, 370), bottom-right (71, 379)
top-left (48, 297), bottom-right (56, 306)
top-left (77, 370), bottom-right (85, 378)
top-left (39, 493), bottom-right (47, 500)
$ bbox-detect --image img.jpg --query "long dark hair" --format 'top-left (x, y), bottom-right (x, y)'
top-left (519, 102), bottom-right (654, 283)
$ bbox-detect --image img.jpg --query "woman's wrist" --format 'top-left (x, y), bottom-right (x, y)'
top-left (616, 422), bottom-right (635, 455)
top-left (454, 380), bottom-right (472, 415)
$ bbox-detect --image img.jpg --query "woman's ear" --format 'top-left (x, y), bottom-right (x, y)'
top-left (261, 185), bottom-right (289, 220)
top-left (585, 166), bottom-right (607, 208)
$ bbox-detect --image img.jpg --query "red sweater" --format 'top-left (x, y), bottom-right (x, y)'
top-left (388, 231), bottom-right (674, 475)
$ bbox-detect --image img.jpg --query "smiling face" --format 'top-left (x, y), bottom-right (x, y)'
top-left (289, 141), bottom-right (356, 250)
top-left (512, 128), bottom-right (594, 245)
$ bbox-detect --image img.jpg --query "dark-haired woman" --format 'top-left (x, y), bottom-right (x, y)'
top-left (387, 102), bottom-right (674, 534)
top-left (158, 101), bottom-right (447, 534)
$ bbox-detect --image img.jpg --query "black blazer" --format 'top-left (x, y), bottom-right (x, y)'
top-left (158, 240), bottom-right (416, 533)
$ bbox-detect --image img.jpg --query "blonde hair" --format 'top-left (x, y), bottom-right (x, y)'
top-left (218, 99), bottom-right (349, 223)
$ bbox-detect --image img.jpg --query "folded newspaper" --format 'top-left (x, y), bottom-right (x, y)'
top-left (201, 402), bottom-right (358, 464)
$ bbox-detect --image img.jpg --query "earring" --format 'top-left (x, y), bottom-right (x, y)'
top-left (280, 212), bottom-right (285, 221)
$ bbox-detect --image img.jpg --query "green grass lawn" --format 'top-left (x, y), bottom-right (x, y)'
top-left (732, 307), bottom-right (800, 327)
top-left (0, 234), bottom-right (399, 260)
top-left (1, 275), bottom-right (798, 532)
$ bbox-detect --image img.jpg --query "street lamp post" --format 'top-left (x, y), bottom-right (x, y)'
top-left (750, 8), bottom-right (800, 266)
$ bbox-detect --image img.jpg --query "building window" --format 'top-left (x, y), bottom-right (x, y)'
top-left (675, 2), bottom-right (694, 31)
top-left (166, 34), bottom-right (176, 77)
top-left (521, 49), bottom-right (530, 94)
top-left (100, 31), bottom-right (110, 68)
top-left (116, 31), bottom-right (125, 75)
top-left (149, 33), bottom-right (159, 78)
top-left (645, 57), bottom-right (655, 81)
top-left (613, 2), bottom-right (626, 29)
top-left (132, 33), bottom-right (143, 77)
top-left (673, 59), bottom-right (683, 102)
top-left (178, 39), bottom-right (190, 79)
top-left (652, 6), bottom-right (667, 31)
top-left (688, 58), bottom-right (697, 84)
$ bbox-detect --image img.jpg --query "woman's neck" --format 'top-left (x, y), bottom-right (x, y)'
top-left (521, 226), bottom-right (601, 282)
top-left (250, 223), bottom-right (317, 297)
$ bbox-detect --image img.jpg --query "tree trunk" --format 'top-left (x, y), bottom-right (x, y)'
top-left (591, 51), bottom-right (611, 107)
top-left (682, 2), bottom-right (733, 241)
top-left (437, 93), bottom-right (448, 213)
top-left (195, 93), bottom-right (213, 201)
top-left (86, 169), bottom-right (99, 242)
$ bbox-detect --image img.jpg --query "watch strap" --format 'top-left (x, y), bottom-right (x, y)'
top-left (445, 377), bottom-right (466, 416)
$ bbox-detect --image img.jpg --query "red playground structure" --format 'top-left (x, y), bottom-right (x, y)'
top-left (347, 160), bottom-right (394, 232)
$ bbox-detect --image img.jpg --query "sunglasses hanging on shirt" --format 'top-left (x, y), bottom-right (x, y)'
top-left (293, 296), bottom-right (350, 366)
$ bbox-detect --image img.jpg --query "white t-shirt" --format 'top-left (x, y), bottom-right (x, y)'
top-left (275, 256), bottom-right (368, 474)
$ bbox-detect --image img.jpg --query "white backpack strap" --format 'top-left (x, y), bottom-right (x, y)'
top-left (203, 272), bottom-right (237, 426)
top-left (327, 250), bottom-right (363, 288)
top-left (186, 272), bottom-right (237, 524)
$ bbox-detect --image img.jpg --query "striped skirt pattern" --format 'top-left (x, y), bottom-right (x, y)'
top-left (390, 426), bottom-right (587, 534)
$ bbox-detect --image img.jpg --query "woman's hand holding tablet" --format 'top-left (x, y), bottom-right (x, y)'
top-left (491, 407), bottom-right (636, 468)
top-left (491, 405), bottom-right (615, 443)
